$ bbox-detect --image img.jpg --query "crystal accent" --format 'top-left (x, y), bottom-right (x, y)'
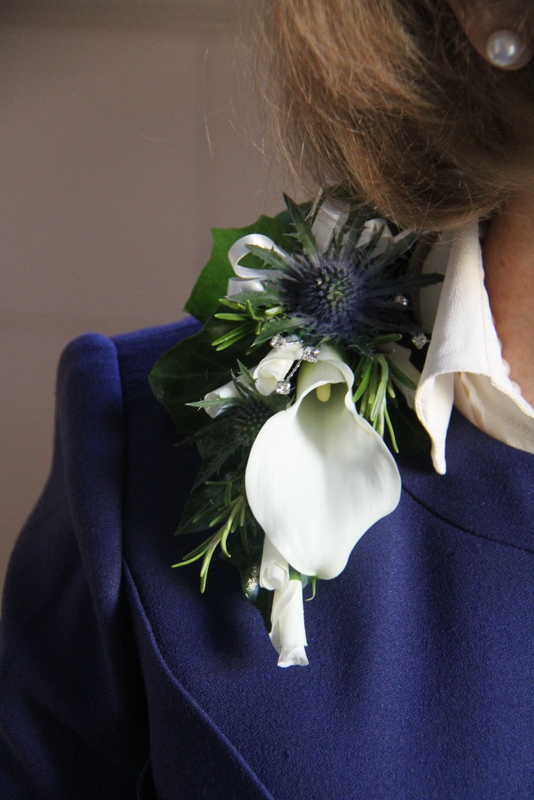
top-left (394, 295), bottom-right (409, 307)
top-left (302, 346), bottom-right (320, 362)
top-left (270, 334), bottom-right (286, 349)
top-left (411, 333), bottom-right (429, 350)
top-left (275, 380), bottom-right (291, 395)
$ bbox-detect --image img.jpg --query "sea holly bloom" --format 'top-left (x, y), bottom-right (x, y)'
top-left (245, 345), bottom-right (401, 580)
top-left (272, 230), bottom-right (418, 344)
top-left (224, 198), bottom-right (435, 360)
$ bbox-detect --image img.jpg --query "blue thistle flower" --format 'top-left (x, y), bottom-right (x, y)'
top-left (243, 194), bottom-right (441, 352)
top-left (276, 248), bottom-right (407, 341)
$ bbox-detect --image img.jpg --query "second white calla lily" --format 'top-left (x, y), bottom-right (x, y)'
top-left (245, 345), bottom-right (401, 580)
top-left (253, 340), bottom-right (303, 396)
top-left (203, 380), bottom-right (240, 418)
top-left (260, 536), bottom-right (308, 667)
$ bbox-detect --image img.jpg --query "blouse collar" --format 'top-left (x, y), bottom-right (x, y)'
top-left (414, 220), bottom-right (534, 474)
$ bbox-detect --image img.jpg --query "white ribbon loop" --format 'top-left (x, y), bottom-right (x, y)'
top-left (228, 234), bottom-right (285, 280)
top-left (311, 198), bottom-right (348, 253)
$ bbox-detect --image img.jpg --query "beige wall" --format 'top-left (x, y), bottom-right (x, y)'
top-left (0, 2), bottom-right (287, 592)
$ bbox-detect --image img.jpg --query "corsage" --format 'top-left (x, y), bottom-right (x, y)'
top-left (150, 194), bottom-right (441, 667)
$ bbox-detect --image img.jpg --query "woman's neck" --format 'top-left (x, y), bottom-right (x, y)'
top-left (483, 190), bottom-right (534, 406)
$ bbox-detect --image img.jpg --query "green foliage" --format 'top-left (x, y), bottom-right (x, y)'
top-left (223, 543), bottom-right (273, 632)
top-left (149, 316), bottom-right (270, 436)
top-left (173, 487), bottom-right (249, 594)
top-left (282, 193), bottom-right (321, 265)
top-left (385, 392), bottom-right (432, 456)
top-left (150, 193), bottom-right (439, 608)
top-left (184, 211), bottom-right (293, 323)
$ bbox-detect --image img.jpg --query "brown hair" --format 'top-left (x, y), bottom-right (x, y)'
top-left (259, 0), bottom-right (534, 230)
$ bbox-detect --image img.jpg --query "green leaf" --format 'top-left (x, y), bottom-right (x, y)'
top-left (176, 500), bottom-right (211, 537)
top-left (386, 393), bottom-right (431, 456)
top-left (252, 316), bottom-right (306, 347)
top-left (149, 315), bottom-right (264, 436)
top-left (223, 540), bottom-right (273, 632)
top-left (352, 358), bottom-right (373, 402)
top-left (212, 321), bottom-right (255, 350)
top-left (283, 193), bottom-right (320, 265)
top-left (387, 358), bottom-right (418, 390)
top-left (244, 243), bottom-right (290, 272)
top-left (175, 481), bottom-right (224, 535)
top-left (214, 312), bottom-right (248, 322)
top-left (184, 214), bottom-right (291, 323)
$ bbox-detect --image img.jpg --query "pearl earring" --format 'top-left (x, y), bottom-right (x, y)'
top-left (486, 30), bottom-right (525, 67)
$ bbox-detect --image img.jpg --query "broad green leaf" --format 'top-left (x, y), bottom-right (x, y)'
top-left (149, 315), bottom-right (265, 435)
top-left (184, 214), bottom-right (290, 323)
top-left (222, 541), bottom-right (273, 632)
top-left (177, 482), bottom-right (226, 536)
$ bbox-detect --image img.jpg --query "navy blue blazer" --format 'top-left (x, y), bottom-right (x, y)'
top-left (1, 317), bottom-right (534, 799)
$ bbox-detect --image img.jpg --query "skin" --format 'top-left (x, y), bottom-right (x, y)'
top-left (483, 193), bottom-right (534, 405)
top-left (446, 0), bottom-right (534, 404)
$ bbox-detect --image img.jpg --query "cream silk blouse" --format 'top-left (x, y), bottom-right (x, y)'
top-left (415, 221), bottom-right (534, 474)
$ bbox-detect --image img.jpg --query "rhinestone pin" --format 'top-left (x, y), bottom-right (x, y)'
top-left (394, 295), bottom-right (409, 307)
top-left (270, 334), bottom-right (287, 349)
top-left (411, 333), bottom-right (429, 350)
top-left (275, 380), bottom-right (291, 395)
top-left (302, 346), bottom-right (320, 363)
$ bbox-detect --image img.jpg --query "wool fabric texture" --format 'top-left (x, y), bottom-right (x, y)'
top-left (1, 318), bottom-right (534, 799)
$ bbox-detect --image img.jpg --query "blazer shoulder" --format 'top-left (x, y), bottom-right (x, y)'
top-left (55, 317), bottom-right (200, 435)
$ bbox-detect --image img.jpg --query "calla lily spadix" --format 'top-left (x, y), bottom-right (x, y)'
top-left (245, 345), bottom-right (402, 580)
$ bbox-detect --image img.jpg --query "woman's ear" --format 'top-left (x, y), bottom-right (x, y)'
top-left (445, 0), bottom-right (533, 69)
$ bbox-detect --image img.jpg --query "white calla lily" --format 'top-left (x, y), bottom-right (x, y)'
top-left (260, 537), bottom-right (308, 667)
top-left (203, 381), bottom-right (240, 419)
top-left (260, 535), bottom-right (290, 591)
top-left (269, 579), bottom-right (309, 668)
top-left (253, 340), bottom-right (303, 396)
top-left (245, 345), bottom-right (401, 579)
